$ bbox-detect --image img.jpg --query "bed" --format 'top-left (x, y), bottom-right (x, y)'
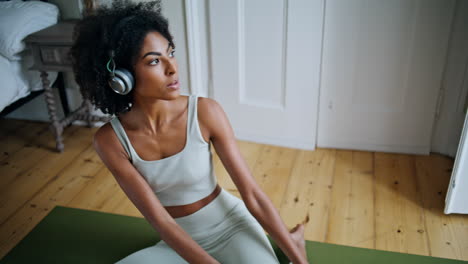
top-left (0, 0), bottom-right (59, 115)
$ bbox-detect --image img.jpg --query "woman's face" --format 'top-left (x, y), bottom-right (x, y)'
top-left (133, 31), bottom-right (179, 100)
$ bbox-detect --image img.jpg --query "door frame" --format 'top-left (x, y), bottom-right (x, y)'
top-left (445, 109), bottom-right (468, 214)
top-left (184, 0), bottom-right (207, 96)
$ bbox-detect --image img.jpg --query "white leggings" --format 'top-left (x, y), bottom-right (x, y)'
top-left (115, 189), bottom-right (280, 264)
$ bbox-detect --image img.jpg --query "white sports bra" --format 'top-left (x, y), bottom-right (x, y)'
top-left (109, 94), bottom-right (218, 206)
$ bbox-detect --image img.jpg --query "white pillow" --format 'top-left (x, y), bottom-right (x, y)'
top-left (0, 0), bottom-right (59, 60)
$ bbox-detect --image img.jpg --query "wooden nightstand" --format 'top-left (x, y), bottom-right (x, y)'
top-left (25, 20), bottom-right (110, 152)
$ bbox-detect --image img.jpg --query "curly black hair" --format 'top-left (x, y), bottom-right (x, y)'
top-left (71, 0), bottom-right (175, 115)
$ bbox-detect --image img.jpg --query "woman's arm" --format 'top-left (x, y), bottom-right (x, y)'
top-left (93, 124), bottom-right (220, 264)
top-left (198, 98), bottom-right (308, 264)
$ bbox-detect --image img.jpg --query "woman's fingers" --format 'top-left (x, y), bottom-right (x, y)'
top-left (290, 224), bottom-right (299, 233)
top-left (302, 214), bottom-right (310, 225)
top-left (290, 223), bottom-right (304, 233)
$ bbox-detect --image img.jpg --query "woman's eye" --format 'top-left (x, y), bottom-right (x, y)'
top-left (169, 50), bottom-right (176, 58)
top-left (150, 58), bottom-right (159, 65)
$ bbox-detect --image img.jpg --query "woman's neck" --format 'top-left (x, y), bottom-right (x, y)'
top-left (122, 95), bottom-right (183, 134)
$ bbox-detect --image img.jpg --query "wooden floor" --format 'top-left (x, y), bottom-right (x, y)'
top-left (0, 118), bottom-right (466, 261)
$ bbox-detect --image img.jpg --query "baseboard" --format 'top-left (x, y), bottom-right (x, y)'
top-left (317, 139), bottom-right (430, 155)
top-left (234, 129), bottom-right (316, 151)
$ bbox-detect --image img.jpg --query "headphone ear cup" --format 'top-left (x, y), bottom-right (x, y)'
top-left (108, 68), bottom-right (135, 95)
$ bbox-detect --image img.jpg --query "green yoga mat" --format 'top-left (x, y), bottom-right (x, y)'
top-left (1, 206), bottom-right (466, 264)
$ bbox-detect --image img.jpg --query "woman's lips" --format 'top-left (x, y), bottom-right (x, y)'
top-left (167, 80), bottom-right (180, 89)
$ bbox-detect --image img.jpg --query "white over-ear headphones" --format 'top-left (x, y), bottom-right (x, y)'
top-left (106, 16), bottom-right (136, 95)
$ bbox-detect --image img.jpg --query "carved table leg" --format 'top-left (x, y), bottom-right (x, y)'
top-left (41, 71), bottom-right (64, 152)
top-left (84, 99), bottom-right (93, 128)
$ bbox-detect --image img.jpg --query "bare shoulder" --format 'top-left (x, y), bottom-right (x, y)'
top-left (93, 122), bottom-right (129, 160)
top-left (93, 122), bottom-right (113, 149)
top-left (197, 97), bottom-right (225, 124)
top-left (196, 96), bottom-right (233, 142)
top-left (197, 96), bottom-right (225, 114)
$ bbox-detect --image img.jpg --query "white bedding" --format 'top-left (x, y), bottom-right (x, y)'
top-left (0, 0), bottom-right (59, 113)
top-left (0, 0), bottom-right (59, 60)
top-left (0, 51), bottom-right (58, 112)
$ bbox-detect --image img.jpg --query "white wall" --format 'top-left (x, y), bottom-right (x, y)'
top-left (430, 0), bottom-right (468, 158)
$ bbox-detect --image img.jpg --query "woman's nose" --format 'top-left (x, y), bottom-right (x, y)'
top-left (166, 59), bottom-right (177, 75)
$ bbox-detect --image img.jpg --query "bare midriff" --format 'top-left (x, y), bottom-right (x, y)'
top-left (164, 184), bottom-right (222, 218)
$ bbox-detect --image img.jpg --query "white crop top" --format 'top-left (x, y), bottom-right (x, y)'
top-left (109, 94), bottom-right (218, 206)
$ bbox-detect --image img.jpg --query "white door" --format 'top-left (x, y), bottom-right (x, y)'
top-left (209, 0), bottom-right (323, 150)
top-left (445, 109), bottom-right (468, 214)
top-left (318, 0), bottom-right (456, 155)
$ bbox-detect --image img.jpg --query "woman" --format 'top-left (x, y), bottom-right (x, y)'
top-left (71, 1), bottom-right (308, 263)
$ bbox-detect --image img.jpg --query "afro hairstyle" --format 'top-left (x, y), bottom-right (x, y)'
top-left (70, 0), bottom-right (175, 115)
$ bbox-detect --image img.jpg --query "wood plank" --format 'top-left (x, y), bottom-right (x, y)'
top-left (0, 125), bottom-right (80, 190)
top-left (374, 153), bottom-right (429, 255)
top-left (0, 143), bottom-right (104, 259)
top-left (0, 121), bottom-right (49, 162)
top-left (0, 119), bottom-right (28, 161)
top-left (84, 167), bottom-right (144, 218)
top-left (66, 165), bottom-right (119, 212)
top-left (95, 174), bottom-right (131, 215)
top-left (213, 140), bottom-right (264, 198)
top-left (0, 126), bottom-right (96, 226)
top-left (237, 140), bottom-right (264, 174)
top-left (397, 154), bottom-right (430, 255)
top-left (0, 119), bottom-right (28, 137)
top-left (326, 150), bottom-right (375, 249)
top-left (250, 144), bottom-right (297, 209)
top-left (280, 148), bottom-right (335, 241)
top-left (0, 119), bottom-right (27, 142)
top-left (448, 214), bottom-right (468, 260)
top-left (415, 154), bottom-right (464, 260)
top-left (0, 124), bottom-right (80, 191)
